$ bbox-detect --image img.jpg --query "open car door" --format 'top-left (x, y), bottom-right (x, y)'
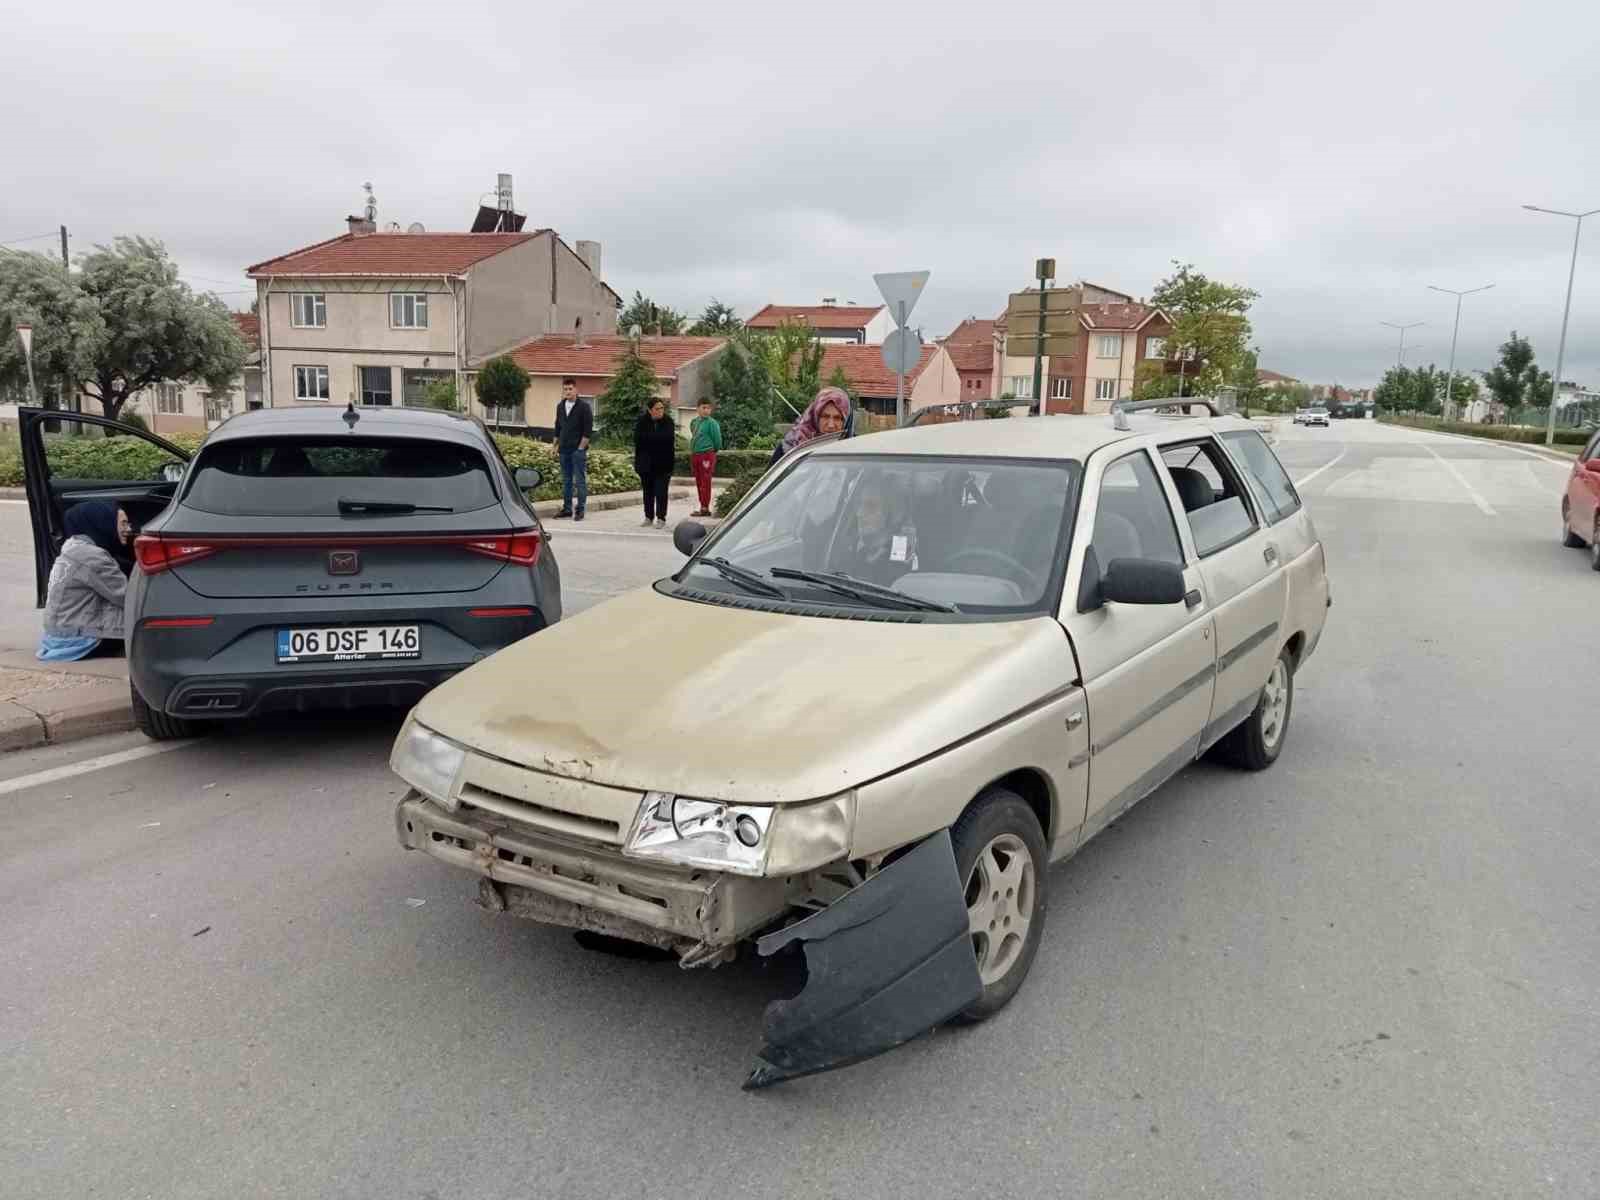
top-left (19, 407), bottom-right (192, 607)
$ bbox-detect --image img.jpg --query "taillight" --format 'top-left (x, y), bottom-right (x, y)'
top-left (142, 617), bottom-right (215, 629)
top-left (462, 531), bottom-right (541, 565)
top-left (134, 536), bottom-right (220, 574)
top-left (469, 607), bottom-right (535, 619)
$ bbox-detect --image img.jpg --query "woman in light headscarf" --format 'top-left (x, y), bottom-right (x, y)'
top-left (769, 386), bottom-right (852, 466)
top-left (38, 500), bottom-right (129, 661)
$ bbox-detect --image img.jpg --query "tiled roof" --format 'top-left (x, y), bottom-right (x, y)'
top-left (942, 317), bottom-right (996, 345)
top-left (500, 335), bottom-right (727, 379)
top-left (819, 343), bottom-right (938, 398)
top-left (746, 304), bottom-right (885, 330)
top-left (945, 341), bottom-right (994, 372)
top-left (1078, 302), bottom-right (1167, 331)
top-left (1257, 369), bottom-right (1298, 384)
top-left (230, 312), bottom-right (260, 348)
top-left (246, 231), bottom-right (540, 277)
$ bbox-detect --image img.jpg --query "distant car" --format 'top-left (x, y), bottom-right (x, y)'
top-left (1560, 428), bottom-right (1600, 571)
top-left (1304, 407), bottom-right (1330, 427)
top-left (389, 399), bottom-right (1330, 1087)
top-left (19, 405), bottom-right (560, 739)
top-left (1292, 408), bottom-right (1310, 425)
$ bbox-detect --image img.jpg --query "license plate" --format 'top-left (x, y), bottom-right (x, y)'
top-left (276, 625), bottom-right (420, 663)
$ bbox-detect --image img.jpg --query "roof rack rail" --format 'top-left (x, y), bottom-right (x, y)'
top-left (1109, 397), bottom-right (1219, 429)
top-left (900, 398), bottom-right (1041, 427)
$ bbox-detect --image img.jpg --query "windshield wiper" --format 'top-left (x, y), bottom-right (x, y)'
top-left (696, 556), bottom-right (787, 599)
top-left (338, 498), bottom-right (454, 514)
top-left (768, 567), bottom-right (955, 613)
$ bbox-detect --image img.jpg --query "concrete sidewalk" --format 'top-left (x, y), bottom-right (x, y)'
top-left (0, 649), bottom-right (133, 751)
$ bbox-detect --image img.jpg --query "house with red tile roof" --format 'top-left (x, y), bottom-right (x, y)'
top-left (484, 334), bottom-right (729, 436)
top-left (1257, 369), bottom-right (1299, 386)
top-left (817, 342), bottom-right (963, 419)
top-left (246, 216), bottom-right (619, 414)
top-left (997, 287), bottom-right (1173, 414)
top-left (940, 317), bottom-right (1000, 400)
top-left (745, 303), bottom-right (891, 344)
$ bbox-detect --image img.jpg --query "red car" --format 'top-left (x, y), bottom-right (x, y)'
top-left (1561, 429), bottom-right (1600, 570)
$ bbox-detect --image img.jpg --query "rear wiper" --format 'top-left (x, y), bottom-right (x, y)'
top-left (695, 556), bottom-right (787, 599)
top-left (338, 498), bottom-right (454, 514)
top-left (768, 567), bottom-right (955, 612)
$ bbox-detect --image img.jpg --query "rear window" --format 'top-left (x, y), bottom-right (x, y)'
top-left (1219, 430), bottom-right (1301, 522)
top-left (183, 437), bottom-right (499, 517)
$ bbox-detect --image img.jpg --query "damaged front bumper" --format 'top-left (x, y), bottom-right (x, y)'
top-left (396, 792), bottom-right (790, 956)
top-left (744, 830), bottom-right (982, 1089)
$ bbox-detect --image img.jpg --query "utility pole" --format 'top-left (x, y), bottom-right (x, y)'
top-left (1523, 205), bottom-right (1599, 444)
top-left (1379, 321), bottom-right (1424, 370)
top-left (1031, 258), bottom-right (1054, 408)
top-left (1427, 285), bottom-right (1494, 420)
top-left (59, 225), bottom-right (68, 270)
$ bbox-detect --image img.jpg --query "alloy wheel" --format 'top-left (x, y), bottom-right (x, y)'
top-left (1260, 659), bottom-right (1289, 750)
top-left (965, 833), bottom-right (1036, 985)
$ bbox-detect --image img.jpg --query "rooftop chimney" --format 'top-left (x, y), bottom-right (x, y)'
top-left (346, 214), bottom-right (376, 236)
top-left (496, 173), bottom-right (514, 213)
top-left (575, 240), bottom-right (601, 277)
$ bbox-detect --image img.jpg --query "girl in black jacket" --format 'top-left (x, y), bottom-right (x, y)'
top-left (633, 400), bottom-right (678, 528)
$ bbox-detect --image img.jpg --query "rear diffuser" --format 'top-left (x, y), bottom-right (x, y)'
top-left (743, 830), bottom-right (982, 1090)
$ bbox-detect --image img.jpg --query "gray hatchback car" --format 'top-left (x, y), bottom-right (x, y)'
top-left (20, 404), bottom-right (560, 739)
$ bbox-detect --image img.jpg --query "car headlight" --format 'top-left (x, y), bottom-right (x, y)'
top-left (623, 791), bottom-right (855, 877)
top-left (390, 717), bottom-right (467, 809)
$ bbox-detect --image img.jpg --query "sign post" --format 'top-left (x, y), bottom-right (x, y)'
top-left (874, 271), bottom-right (930, 427)
top-left (1031, 258), bottom-right (1055, 410)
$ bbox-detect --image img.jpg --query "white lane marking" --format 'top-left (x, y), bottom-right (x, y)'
top-left (1391, 424), bottom-right (1574, 469)
top-left (1425, 447), bottom-right (1497, 516)
top-left (1293, 447), bottom-right (1349, 488)
top-left (0, 739), bottom-right (195, 798)
top-left (0, 499), bottom-right (29, 505)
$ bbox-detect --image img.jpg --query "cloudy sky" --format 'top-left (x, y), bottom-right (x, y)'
top-left (6, 0), bottom-right (1597, 387)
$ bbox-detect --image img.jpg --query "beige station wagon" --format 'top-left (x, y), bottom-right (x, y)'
top-left (390, 400), bottom-right (1330, 1088)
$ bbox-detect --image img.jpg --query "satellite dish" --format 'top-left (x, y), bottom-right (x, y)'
top-left (407, 222), bottom-right (426, 234)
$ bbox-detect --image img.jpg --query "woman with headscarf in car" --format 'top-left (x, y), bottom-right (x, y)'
top-left (831, 472), bottom-right (915, 587)
top-left (37, 499), bottom-right (130, 662)
top-left (769, 386), bottom-right (852, 467)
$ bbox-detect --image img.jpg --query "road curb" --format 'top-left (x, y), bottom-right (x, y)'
top-left (1, 678), bottom-right (136, 752)
top-left (531, 488), bottom-right (691, 517)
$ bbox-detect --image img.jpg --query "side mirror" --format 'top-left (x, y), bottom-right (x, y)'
top-left (161, 462), bottom-right (186, 484)
top-left (515, 466), bottom-right (542, 490)
top-left (673, 519), bottom-right (708, 556)
top-left (1101, 558), bottom-right (1186, 606)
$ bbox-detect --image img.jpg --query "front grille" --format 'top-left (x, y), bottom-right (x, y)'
top-left (457, 782), bottom-right (622, 844)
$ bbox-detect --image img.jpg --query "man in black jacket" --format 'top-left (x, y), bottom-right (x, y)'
top-left (552, 378), bottom-right (592, 520)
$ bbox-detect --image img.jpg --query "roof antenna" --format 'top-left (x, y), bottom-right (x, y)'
top-left (343, 402), bottom-right (360, 431)
top-left (1110, 402), bottom-right (1130, 431)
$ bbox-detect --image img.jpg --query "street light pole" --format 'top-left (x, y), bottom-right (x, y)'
top-left (1523, 204), bottom-right (1599, 445)
top-left (15, 323), bottom-right (38, 406)
top-left (1379, 321), bottom-right (1424, 370)
top-left (1427, 284), bottom-right (1494, 420)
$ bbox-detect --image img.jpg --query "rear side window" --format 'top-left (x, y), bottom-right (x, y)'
top-left (1161, 439), bottom-right (1259, 558)
top-left (1220, 430), bottom-right (1301, 523)
top-left (183, 437), bottom-right (499, 517)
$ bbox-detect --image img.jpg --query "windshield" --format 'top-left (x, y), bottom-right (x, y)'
top-left (680, 453), bottom-right (1079, 615)
top-left (183, 437), bottom-right (499, 517)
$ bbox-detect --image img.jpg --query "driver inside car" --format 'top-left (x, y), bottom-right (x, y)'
top-left (831, 474), bottom-right (917, 586)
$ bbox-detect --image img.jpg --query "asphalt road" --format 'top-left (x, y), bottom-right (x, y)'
top-left (3, 420), bottom-right (1596, 1199)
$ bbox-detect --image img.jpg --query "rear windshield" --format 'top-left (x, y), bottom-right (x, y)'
top-left (183, 437), bottom-right (499, 517)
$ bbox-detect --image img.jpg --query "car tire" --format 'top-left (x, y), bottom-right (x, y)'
top-left (130, 683), bottom-right (200, 741)
top-left (1214, 648), bottom-right (1294, 772)
top-left (1562, 501), bottom-right (1585, 548)
top-left (1592, 518), bottom-right (1600, 572)
top-left (949, 788), bottom-right (1048, 1024)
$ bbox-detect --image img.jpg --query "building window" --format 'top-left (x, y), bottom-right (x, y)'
top-left (359, 366), bottom-right (393, 407)
top-left (290, 293), bottom-right (326, 328)
top-left (204, 394), bottom-right (233, 424)
top-left (402, 368), bottom-right (454, 409)
top-left (156, 383), bottom-right (182, 414)
top-left (1097, 335), bottom-right (1122, 358)
top-left (1095, 378), bottom-right (1118, 401)
top-left (1005, 375), bottom-right (1034, 400)
top-left (390, 293), bottom-right (429, 329)
top-left (294, 365), bottom-right (330, 401)
top-left (1050, 377), bottom-right (1071, 400)
top-left (1145, 337), bottom-right (1166, 360)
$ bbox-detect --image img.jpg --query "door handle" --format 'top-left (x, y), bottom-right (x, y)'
top-left (1184, 589), bottom-right (1203, 608)
top-left (1065, 712), bottom-right (1084, 731)
top-left (1263, 544), bottom-right (1278, 565)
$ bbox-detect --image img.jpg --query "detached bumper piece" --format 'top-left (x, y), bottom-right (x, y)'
top-left (744, 830), bottom-right (982, 1090)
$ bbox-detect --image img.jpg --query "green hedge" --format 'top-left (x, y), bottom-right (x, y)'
top-left (0, 429), bottom-right (641, 500)
top-left (1380, 415), bottom-right (1590, 447)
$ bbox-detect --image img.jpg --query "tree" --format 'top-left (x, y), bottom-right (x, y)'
top-left (1148, 262), bottom-right (1259, 396)
top-left (421, 377), bottom-right (458, 411)
top-left (595, 341), bottom-right (661, 447)
top-left (1374, 364), bottom-right (1449, 415)
top-left (74, 238), bottom-right (248, 422)
top-left (688, 299), bottom-right (741, 336)
top-left (0, 250), bottom-right (101, 404)
top-left (749, 321), bottom-right (824, 418)
top-left (476, 356), bottom-right (529, 422)
top-left (1228, 347), bottom-right (1266, 411)
top-left (708, 340), bottom-right (773, 449)
top-left (618, 290), bottom-right (685, 337)
top-left (1483, 331), bottom-right (1538, 409)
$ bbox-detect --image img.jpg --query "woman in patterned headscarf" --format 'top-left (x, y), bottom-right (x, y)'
top-left (770, 386), bottom-right (852, 466)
